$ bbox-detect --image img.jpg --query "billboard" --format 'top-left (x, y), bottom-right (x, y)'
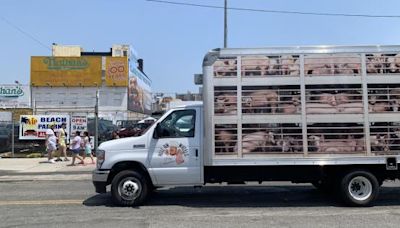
top-left (128, 64), bottom-right (152, 114)
top-left (30, 56), bottom-right (102, 87)
top-left (0, 85), bottom-right (31, 108)
top-left (105, 57), bottom-right (128, 87)
top-left (19, 115), bottom-right (70, 140)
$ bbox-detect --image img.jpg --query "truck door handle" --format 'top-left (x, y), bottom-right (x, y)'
top-left (195, 149), bottom-right (198, 157)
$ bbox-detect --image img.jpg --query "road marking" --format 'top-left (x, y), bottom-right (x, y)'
top-left (0, 199), bottom-right (83, 206)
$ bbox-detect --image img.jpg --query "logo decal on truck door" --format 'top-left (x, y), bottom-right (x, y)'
top-left (158, 141), bottom-right (189, 165)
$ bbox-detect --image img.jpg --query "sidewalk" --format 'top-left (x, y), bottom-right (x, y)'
top-left (0, 158), bottom-right (95, 182)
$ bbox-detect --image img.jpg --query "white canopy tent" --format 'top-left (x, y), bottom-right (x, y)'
top-left (138, 116), bottom-right (156, 123)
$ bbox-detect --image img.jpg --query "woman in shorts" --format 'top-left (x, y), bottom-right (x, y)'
top-left (82, 131), bottom-right (95, 164)
top-left (68, 131), bottom-right (85, 166)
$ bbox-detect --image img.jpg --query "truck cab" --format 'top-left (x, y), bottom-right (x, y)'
top-left (93, 104), bottom-right (203, 206)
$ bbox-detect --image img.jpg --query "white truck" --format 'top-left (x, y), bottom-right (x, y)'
top-left (93, 45), bottom-right (400, 207)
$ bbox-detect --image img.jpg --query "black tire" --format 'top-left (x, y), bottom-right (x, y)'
top-left (111, 170), bottom-right (149, 206)
top-left (338, 170), bottom-right (379, 207)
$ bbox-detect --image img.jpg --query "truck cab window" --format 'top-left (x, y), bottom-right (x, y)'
top-left (157, 110), bottom-right (196, 138)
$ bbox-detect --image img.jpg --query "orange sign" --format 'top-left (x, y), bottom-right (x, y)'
top-left (105, 57), bottom-right (128, 87)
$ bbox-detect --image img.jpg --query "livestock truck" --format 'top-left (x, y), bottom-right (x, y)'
top-left (93, 45), bottom-right (400, 207)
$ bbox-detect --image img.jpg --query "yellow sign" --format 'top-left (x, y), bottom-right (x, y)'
top-left (105, 57), bottom-right (128, 87)
top-left (30, 56), bottom-right (102, 86)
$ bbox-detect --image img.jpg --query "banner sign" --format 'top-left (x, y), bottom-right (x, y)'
top-left (30, 56), bottom-right (102, 87)
top-left (128, 77), bottom-right (152, 114)
top-left (0, 85), bottom-right (31, 108)
top-left (19, 115), bottom-right (70, 140)
top-left (105, 57), bottom-right (128, 87)
top-left (70, 115), bottom-right (87, 135)
top-left (128, 63), bottom-right (152, 114)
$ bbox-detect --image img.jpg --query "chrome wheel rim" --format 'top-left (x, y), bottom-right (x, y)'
top-left (348, 176), bottom-right (372, 201)
top-left (118, 178), bottom-right (141, 201)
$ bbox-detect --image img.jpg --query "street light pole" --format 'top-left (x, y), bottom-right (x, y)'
top-left (94, 87), bottom-right (99, 152)
top-left (224, 0), bottom-right (228, 48)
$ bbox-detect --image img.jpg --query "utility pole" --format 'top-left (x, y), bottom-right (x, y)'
top-left (224, 0), bottom-right (228, 48)
top-left (11, 81), bottom-right (20, 158)
top-left (94, 87), bottom-right (99, 152)
top-left (11, 106), bottom-right (14, 158)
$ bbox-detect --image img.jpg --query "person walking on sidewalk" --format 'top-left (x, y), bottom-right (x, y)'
top-left (68, 131), bottom-right (85, 166)
top-left (45, 123), bottom-right (57, 164)
top-left (55, 122), bottom-right (69, 162)
top-left (82, 131), bottom-right (95, 164)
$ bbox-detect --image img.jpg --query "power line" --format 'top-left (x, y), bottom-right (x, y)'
top-left (0, 15), bottom-right (51, 50)
top-left (146, 0), bottom-right (400, 19)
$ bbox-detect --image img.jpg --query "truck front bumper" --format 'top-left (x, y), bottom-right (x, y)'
top-left (92, 169), bottom-right (110, 193)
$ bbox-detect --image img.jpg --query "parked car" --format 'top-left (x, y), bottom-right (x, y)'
top-left (117, 122), bottom-right (153, 138)
top-left (87, 119), bottom-right (118, 143)
top-left (0, 127), bottom-right (11, 152)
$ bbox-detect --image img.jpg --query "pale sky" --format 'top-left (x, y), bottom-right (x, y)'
top-left (1, 0), bottom-right (400, 94)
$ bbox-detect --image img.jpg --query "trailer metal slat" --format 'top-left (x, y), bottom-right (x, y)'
top-left (209, 47), bottom-right (400, 159)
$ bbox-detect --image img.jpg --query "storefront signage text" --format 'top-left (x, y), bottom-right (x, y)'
top-left (43, 57), bottom-right (89, 70)
top-left (0, 86), bottom-right (24, 97)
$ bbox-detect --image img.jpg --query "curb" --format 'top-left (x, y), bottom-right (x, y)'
top-left (0, 174), bottom-right (92, 182)
top-left (0, 171), bottom-right (92, 176)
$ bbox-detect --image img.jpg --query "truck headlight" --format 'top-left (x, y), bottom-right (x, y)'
top-left (96, 149), bottom-right (105, 169)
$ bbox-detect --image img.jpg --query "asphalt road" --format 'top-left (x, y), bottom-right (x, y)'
top-left (1, 180), bottom-right (400, 228)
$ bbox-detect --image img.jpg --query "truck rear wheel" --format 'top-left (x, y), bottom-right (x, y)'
top-left (338, 170), bottom-right (379, 207)
top-left (111, 170), bottom-right (149, 206)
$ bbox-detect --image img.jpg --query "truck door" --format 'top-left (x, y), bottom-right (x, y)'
top-left (148, 108), bottom-right (202, 185)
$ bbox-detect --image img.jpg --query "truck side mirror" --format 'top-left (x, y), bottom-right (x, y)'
top-left (153, 123), bottom-right (161, 139)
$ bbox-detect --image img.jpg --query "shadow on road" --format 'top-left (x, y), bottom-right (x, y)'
top-left (83, 192), bottom-right (115, 207)
top-left (83, 185), bottom-right (400, 208)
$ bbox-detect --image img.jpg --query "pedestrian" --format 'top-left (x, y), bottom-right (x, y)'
top-left (82, 131), bottom-right (95, 164)
top-left (55, 122), bottom-right (69, 162)
top-left (112, 131), bottom-right (120, 139)
top-left (68, 131), bottom-right (85, 166)
top-left (45, 123), bottom-right (57, 164)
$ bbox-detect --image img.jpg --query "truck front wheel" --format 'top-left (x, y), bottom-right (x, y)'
top-left (111, 170), bottom-right (149, 206)
top-left (338, 170), bottom-right (379, 207)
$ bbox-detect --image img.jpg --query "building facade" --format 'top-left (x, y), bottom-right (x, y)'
top-left (0, 84), bottom-right (32, 122)
top-left (31, 44), bottom-right (152, 123)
